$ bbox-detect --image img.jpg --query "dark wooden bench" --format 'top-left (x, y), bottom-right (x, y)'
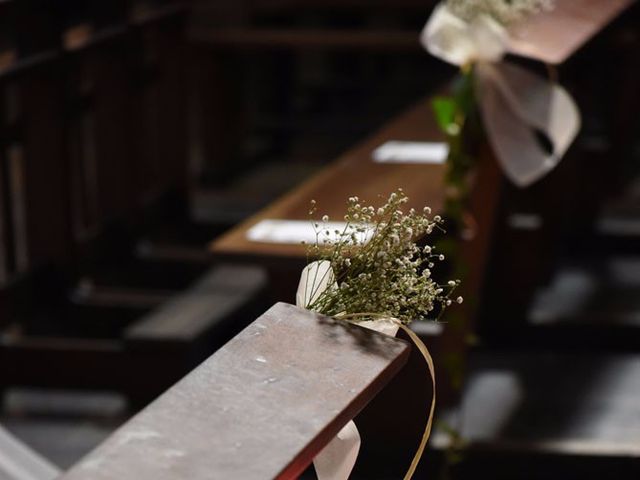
top-left (1, 264), bottom-right (267, 406)
top-left (58, 302), bottom-right (410, 479)
top-left (189, 0), bottom-right (434, 52)
top-left (0, 1), bottom-right (217, 405)
top-left (125, 264), bottom-right (268, 349)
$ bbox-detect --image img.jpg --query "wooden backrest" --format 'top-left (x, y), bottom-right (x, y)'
top-left (59, 302), bottom-right (410, 479)
top-left (0, 5), bottom-right (188, 333)
top-left (62, 6), bottom-right (188, 249)
top-left (0, 4), bottom-right (188, 282)
top-left (0, 53), bottom-right (70, 287)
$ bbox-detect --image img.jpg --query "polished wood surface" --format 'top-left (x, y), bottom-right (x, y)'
top-left (210, 98), bottom-right (447, 262)
top-left (508, 0), bottom-right (634, 64)
top-left (61, 303), bottom-right (410, 480)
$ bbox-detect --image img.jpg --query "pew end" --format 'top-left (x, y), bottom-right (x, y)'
top-left (58, 302), bottom-right (410, 479)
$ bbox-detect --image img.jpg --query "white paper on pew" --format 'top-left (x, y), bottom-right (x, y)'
top-left (246, 219), bottom-right (373, 245)
top-left (372, 141), bottom-right (449, 164)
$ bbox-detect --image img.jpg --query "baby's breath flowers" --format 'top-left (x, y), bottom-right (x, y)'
top-left (446, 0), bottom-right (553, 25)
top-left (304, 190), bottom-right (461, 325)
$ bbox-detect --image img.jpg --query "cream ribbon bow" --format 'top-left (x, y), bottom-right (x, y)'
top-left (296, 261), bottom-right (399, 480)
top-left (297, 261), bottom-right (436, 479)
top-left (421, 3), bottom-right (581, 187)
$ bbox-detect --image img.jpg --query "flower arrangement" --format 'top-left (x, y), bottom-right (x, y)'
top-left (424, 0), bottom-right (576, 195)
top-left (301, 190), bottom-right (461, 325)
top-left (420, 2), bottom-right (580, 473)
top-left (446, 0), bottom-right (553, 25)
top-left (299, 190), bottom-right (460, 479)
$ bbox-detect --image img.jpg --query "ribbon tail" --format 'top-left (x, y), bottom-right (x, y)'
top-left (298, 262), bottom-right (359, 480)
top-left (297, 259), bottom-right (436, 480)
top-left (476, 62), bottom-right (580, 187)
top-left (313, 421), bottom-right (361, 480)
top-left (397, 324), bottom-right (436, 480)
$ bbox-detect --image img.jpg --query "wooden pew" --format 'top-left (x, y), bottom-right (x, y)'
top-left (0, 4), bottom-right (265, 408)
top-left (127, 3), bottom-right (188, 216)
top-left (206, 95), bottom-right (503, 469)
top-left (62, 22), bottom-right (138, 244)
top-left (0, 423), bottom-right (60, 480)
top-left (209, 98), bottom-right (447, 266)
top-left (206, 0), bottom-right (636, 339)
top-left (187, 0), bottom-right (448, 188)
top-left (1, 263), bottom-right (267, 405)
top-left (53, 1), bottom-right (187, 255)
top-left (0, 0), bottom-right (189, 315)
top-left (123, 264), bottom-right (268, 404)
top-left (475, 0), bottom-right (639, 347)
top-left (58, 302), bottom-right (410, 479)
top-left (6, 59), bottom-right (71, 271)
top-left (190, 0), bottom-right (436, 46)
top-left (207, 94), bottom-right (502, 332)
top-left (191, 28), bottom-right (421, 52)
top-left (0, 47), bottom-right (69, 298)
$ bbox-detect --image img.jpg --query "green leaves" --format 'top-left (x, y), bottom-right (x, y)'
top-left (431, 70), bottom-right (476, 137)
top-left (431, 96), bottom-right (457, 134)
top-left (452, 70), bottom-right (476, 114)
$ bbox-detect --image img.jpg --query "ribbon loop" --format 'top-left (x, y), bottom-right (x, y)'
top-left (298, 262), bottom-right (435, 480)
top-left (421, 2), bottom-right (580, 187)
top-left (475, 62), bottom-right (580, 186)
top-left (421, 3), bottom-right (508, 66)
top-left (312, 421), bottom-right (361, 480)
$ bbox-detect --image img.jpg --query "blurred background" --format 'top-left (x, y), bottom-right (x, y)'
top-left (0, 1), bottom-right (639, 478)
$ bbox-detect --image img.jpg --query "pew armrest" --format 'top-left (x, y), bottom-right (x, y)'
top-left (60, 302), bottom-right (410, 479)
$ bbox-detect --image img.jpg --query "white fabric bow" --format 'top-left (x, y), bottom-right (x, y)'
top-left (296, 261), bottom-right (399, 480)
top-left (421, 3), bottom-right (580, 187)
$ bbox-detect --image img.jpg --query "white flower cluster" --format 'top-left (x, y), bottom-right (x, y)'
top-left (305, 190), bottom-right (461, 324)
top-left (446, 0), bottom-right (554, 25)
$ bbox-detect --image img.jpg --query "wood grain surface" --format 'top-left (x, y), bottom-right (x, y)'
top-left (209, 0), bottom-right (634, 262)
top-left (508, 0), bottom-right (634, 64)
top-left (60, 303), bottom-right (410, 480)
top-left (210, 98), bottom-right (447, 263)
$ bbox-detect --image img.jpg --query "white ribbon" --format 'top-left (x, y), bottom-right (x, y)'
top-left (296, 260), bottom-right (337, 310)
top-left (296, 261), bottom-right (399, 480)
top-left (421, 3), bottom-right (580, 187)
